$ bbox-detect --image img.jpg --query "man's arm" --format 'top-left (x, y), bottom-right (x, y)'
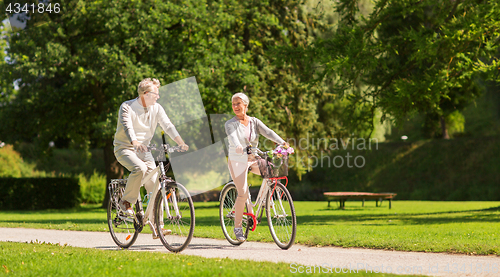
top-left (156, 105), bottom-right (188, 150)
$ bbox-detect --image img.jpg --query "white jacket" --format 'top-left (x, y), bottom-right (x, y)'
top-left (113, 98), bottom-right (179, 152)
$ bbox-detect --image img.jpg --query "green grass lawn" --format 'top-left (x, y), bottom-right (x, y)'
top-left (0, 241), bottom-right (399, 276)
top-left (1, 201), bottom-right (499, 255)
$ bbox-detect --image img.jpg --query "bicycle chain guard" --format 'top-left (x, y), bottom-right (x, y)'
top-left (243, 212), bottom-right (257, 231)
top-left (134, 210), bottom-right (144, 232)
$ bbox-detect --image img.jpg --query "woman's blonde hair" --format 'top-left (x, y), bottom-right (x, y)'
top-left (232, 92), bottom-right (250, 107)
top-left (137, 78), bottom-right (160, 96)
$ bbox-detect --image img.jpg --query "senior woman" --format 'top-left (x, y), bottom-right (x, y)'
top-left (225, 92), bottom-right (288, 242)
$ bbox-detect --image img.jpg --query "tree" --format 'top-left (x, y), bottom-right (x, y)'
top-left (1, 0), bottom-right (212, 206)
top-left (0, 0), bottom-right (328, 206)
top-left (277, 0), bottom-right (500, 139)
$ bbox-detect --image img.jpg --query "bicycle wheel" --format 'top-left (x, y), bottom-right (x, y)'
top-left (266, 181), bottom-right (296, 249)
top-left (107, 185), bottom-right (138, 248)
top-left (154, 182), bottom-right (195, 252)
top-left (219, 182), bottom-right (251, 245)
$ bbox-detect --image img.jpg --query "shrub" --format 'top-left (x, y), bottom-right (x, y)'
top-left (0, 145), bottom-right (39, 177)
top-left (79, 171), bottom-right (106, 204)
top-left (0, 178), bottom-right (80, 210)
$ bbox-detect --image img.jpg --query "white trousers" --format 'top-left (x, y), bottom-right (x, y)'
top-left (228, 156), bottom-right (262, 228)
top-left (114, 148), bottom-right (157, 206)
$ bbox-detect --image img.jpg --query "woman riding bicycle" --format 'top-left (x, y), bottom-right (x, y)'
top-left (113, 78), bottom-right (189, 239)
top-left (225, 92), bottom-right (288, 242)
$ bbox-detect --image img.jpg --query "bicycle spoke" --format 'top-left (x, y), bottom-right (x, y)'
top-left (266, 182), bottom-right (296, 249)
top-left (219, 182), bottom-right (250, 245)
top-left (107, 182), bottom-right (139, 248)
top-left (155, 183), bottom-right (194, 252)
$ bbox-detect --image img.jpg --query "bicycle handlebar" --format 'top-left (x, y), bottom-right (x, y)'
top-left (246, 144), bottom-right (287, 157)
top-left (147, 144), bottom-right (186, 153)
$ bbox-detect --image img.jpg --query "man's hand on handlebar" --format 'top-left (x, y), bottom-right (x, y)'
top-left (132, 140), bottom-right (148, 153)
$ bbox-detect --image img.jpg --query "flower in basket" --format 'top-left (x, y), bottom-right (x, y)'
top-left (273, 145), bottom-right (294, 156)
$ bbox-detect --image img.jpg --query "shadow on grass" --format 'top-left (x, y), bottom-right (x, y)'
top-left (192, 203), bottom-right (220, 209)
top-left (0, 218), bottom-right (107, 225)
top-left (295, 206), bottom-right (500, 226)
top-left (0, 205), bottom-right (106, 214)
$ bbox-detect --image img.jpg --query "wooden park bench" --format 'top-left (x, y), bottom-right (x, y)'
top-left (323, 192), bottom-right (397, 209)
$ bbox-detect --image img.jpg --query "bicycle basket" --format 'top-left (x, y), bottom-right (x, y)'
top-left (108, 179), bottom-right (127, 201)
top-left (258, 155), bottom-right (289, 178)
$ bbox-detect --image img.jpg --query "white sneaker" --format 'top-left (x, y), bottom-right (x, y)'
top-left (234, 227), bottom-right (246, 242)
top-left (118, 200), bottom-right (134, 216)
top-left (152, 228), bottom-right (172, 239)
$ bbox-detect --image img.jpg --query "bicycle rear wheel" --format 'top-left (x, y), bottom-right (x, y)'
top-left (154, 182), bottom-right (195, 252)
top-left (266, 181), bottom-right (296, 249)
top-left (219, 182), bottom-right (251, 245)
top-left (107, 183), bottom-right (138, 248)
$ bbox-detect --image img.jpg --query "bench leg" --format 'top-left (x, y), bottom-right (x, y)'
top-left (376, 200), bottom-right (378, 207)
top-left (362, 199), bottom-right (365, 207)
top-left (389, 199), bottom-right (392, 209)
top-left (328, 200), bottom-right (331, 207)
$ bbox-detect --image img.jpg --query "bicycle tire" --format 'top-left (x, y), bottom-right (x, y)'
top-left (154, 182), bottom-right (195, 252)
top-left (219, 182), bottom-right (251, 245)
top-left (266, 181), bottom-right (297, 249)
top-left (107, 186), bottom-right (139, 249)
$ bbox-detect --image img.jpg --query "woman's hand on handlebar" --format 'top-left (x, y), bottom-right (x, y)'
top-left (235, 145), bottom-right (244, 154)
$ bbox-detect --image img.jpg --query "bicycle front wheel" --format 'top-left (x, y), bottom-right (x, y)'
top-left (154, 182), bottom-right (195, 252)
top-left (107, 186), bottom-right (138, 248)
top-left (219, 182), bottom-right (251, 245)
top-left (266, 181), bottom-right (297, 249)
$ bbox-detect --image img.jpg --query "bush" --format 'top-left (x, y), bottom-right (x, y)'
top-left (0, 145), bottom-right (39, 177)
top-left (79, 171), bottom-right (106, 204)
top-left (0, 178), bottom-right (80, 210)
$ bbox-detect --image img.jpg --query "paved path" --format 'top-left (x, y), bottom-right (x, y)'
top-left (1, 227), bottom-right (499, 276)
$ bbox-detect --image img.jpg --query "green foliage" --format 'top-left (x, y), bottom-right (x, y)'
top-left (0, 0), bottom-right (332, 185)
top-left (0, 177), bottom-right (80, 210)
top-left (0, 144), bottom-right (36, 177)
top-left (277, 0), bottom-right (500, 136)
top-left (78, 171), bottom-right (106, 204)
top-left (384, 90), bottom-right (500, 141)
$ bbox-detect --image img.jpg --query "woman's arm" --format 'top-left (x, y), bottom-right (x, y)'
top-left (255, 118), bottom-right (285, 145)
top-left (225, 120), bottom-right (244, 154)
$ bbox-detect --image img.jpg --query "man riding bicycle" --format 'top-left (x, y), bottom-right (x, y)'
top-left (113, 78), bottom-right (189, 239)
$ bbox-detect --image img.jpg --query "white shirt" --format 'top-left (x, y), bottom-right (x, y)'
top-left (113, 98), bottom-right (180, 152)
top-left (225, 116), bottom-right (285, 160)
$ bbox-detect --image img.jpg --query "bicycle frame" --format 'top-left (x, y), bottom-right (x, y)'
top-left (133, 159), bottom-right (183, 235)
top-left (244, 176), bottom-right (288, 231)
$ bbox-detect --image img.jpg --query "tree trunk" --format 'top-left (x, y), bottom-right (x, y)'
top-left (101, 139), bottom-right (124, 208)
top-left (440, 116), bottom-right (450, 139)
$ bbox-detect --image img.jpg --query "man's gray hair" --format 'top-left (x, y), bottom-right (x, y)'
top-left (232, 92), bottom-right (250, 107)
top-left (138, 78), bottom-right (160, 96)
